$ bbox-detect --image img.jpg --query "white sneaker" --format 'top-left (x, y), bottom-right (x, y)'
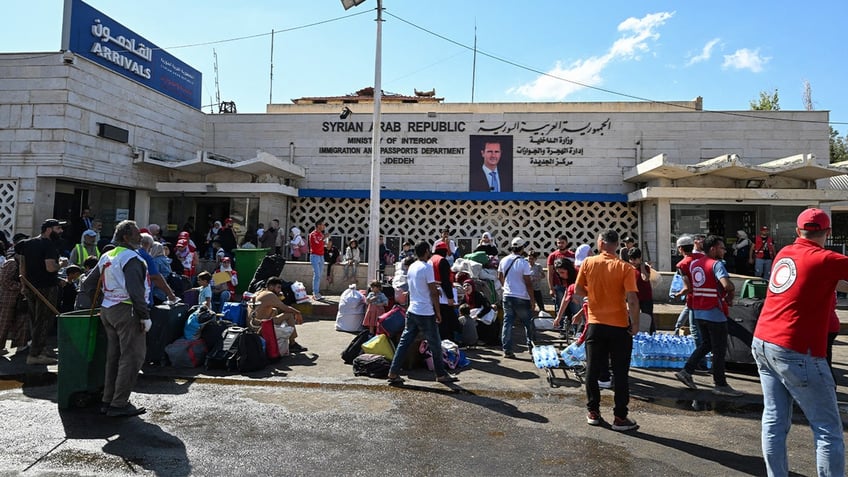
top-left (313, 294), bottom-right (323, 301)
top-left (598, 380), bottom-right (612, 389)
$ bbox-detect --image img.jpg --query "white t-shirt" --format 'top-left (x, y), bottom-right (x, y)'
top-left (498, 254), bottom-right (532, 300)
top-left (407, 259), bottom-right (436, 316)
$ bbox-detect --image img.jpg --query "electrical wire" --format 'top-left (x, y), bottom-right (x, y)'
top-left (384, 10), bottom-right (848, 127)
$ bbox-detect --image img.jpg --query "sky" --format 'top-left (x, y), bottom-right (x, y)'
top-left (3, 1), bottom-right (847, 135)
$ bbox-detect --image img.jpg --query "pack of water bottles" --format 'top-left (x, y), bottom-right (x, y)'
top-left (631, 332), bottom-right (696, 369)
top-left (531, 345), bottom-right (561, 369)
top-left (560, 340), bottom-right (586, 367)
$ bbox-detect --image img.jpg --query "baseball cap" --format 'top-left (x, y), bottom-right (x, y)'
top-left (178, 231), bottom-right (190, 239)
top-left (676, 235), bottom-right (694, 247)
top-left (510, 237), bottom-right (527, 249)
top-left (225, 217), bottom-right (234, 224)
top-left (760, 225), bottom-right (769, 231)
top-left (176, 239), bottom-right (188, 247)
top-left (434, 241), bottom-right (449, 251)
top-left (41, 218), bottom-right (67, 230)
top-left (574, 244), bottom-right (591, 267)
top-left (82, 229), bottom-right (97, 237)
top-left (797, 208), bottom-right (830, 231)
top-left (12, 233), bottom-right (29, 242)
top-left (221, 256), bottom-right (231, 262)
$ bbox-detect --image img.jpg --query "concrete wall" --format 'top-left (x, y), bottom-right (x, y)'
top-left (0, 52), bottom-right (206, 231)
top-left (206, 107), bottom-right (830, 195)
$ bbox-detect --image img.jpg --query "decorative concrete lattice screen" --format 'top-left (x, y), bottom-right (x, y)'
top-left (0, 180), bottom-right (17, 238)
top-left (290, 197), bottom-right (638, 254)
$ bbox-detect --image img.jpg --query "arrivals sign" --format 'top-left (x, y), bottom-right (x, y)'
top-left (62, 0), bottom-right (202, 109)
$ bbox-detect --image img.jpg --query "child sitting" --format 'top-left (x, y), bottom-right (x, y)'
top-left (362, 279), bottom-right (388, 334)
top-left (196, 271), bottom-right (213, 309)
top-left (457, 304), bottom-right (479, 347)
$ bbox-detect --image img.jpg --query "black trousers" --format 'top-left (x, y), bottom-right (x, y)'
top-left (684, 319), bottom-right (729, 386)
top-left (585, 323), bottom-right (632, 418)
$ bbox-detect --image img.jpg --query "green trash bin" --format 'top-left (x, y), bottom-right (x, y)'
top-left (740, 279), bottom-right (768, 299)
top-left (57, 309), bottom-right (107, 410)
top-left (233, 248), bottom-right (271, 295)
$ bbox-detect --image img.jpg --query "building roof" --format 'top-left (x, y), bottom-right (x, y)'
top-left (292, 86), bottom-right (443, 105)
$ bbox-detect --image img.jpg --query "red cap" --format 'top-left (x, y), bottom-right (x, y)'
top-left (221, 257), bottom-right (231, 262)
top-left (434, 241), bottom-right (449, 251)
top-left (139, 228), bottom-right (149, 234)
top-left (225, 217), bottom-right (234, 224)
top-left (176, 239), bottom-right (188, 247)
top-left (178, 231), bottom-right (189, 239)
top-left (797, 208), bottom-right (830, 231)
top-left (760, 225), bottom-right (769, 231)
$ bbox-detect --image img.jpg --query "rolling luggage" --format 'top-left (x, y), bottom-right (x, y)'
top-left (221, 301), bottom-right (247, 327)
top-left (145, 302), bottom-right (189, 365)
top-left (725, 297), bottom-right (763, 364)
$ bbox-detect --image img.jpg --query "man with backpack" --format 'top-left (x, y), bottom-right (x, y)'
top-left (246, 277), bottom-right (307, 353)
top-left (498, 237), bottom-right (536, 359)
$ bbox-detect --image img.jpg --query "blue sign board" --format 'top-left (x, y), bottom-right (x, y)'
top-left (63, 0), bottom-right (202, 109)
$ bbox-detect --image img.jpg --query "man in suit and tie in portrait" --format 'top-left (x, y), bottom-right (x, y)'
top-left (469, 135), bottom-right (513, 192)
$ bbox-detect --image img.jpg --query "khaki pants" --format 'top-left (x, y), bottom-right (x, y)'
top-left (100, 303), bottom-right (146, 408)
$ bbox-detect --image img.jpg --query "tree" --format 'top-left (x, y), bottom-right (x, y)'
top-left (831, 126), bottom-right (848, 164)
top-left (749, 89), bottom-right (780, 111)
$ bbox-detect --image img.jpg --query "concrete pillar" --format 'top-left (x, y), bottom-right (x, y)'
top-left (656, 198), bottom-right (672, 271)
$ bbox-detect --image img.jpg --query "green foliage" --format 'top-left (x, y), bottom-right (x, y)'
top-left (831, 127), bottom-right (848, 164)
top-left (749, 89), bottom-right (780, 111)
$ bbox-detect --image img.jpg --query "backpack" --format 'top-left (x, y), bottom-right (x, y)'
top-left (341, 329), bottom-right (373, 364)
top-left (233, 331), bottom-right (267, 373)
top-left (352, 353), bottom-right (391, 378)
top-left (205, 325), bottom-right (243, 370)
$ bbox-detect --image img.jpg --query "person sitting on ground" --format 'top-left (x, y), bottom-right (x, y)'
top-left (247, 277), bottom-right (307, 353)
top-left (212, 257), bottom-right (237, 310)
top-left (196, 271), bottom-right (213, 309)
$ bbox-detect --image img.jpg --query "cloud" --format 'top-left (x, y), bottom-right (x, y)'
top-left (722, 48), bottom-right (769, 72)
top-left (509, 12), bottom-right (673, 100)
top-left (686, 38), bottom-right (720, 66)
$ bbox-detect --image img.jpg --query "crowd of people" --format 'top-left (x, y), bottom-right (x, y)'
top-left (0, 207), bottom-right (844, 473)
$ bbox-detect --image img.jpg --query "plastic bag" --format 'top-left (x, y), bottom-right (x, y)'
top-left (668, 272), bottom-right (684, 298)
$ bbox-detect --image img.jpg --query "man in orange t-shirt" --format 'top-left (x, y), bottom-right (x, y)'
top-left (575, 229), bottom-right (639, 432)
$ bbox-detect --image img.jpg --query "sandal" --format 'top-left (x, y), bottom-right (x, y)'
top-left (387, 375), bottom-right (404, 385)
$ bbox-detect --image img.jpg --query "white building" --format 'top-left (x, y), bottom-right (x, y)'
top-left (2, 3), bottom-right (846, 271)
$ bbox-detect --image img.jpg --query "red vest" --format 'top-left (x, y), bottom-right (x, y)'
top-left (689, 256), bottom-right (723, 312)
top-left (753, 235), bottom-right (775, 259)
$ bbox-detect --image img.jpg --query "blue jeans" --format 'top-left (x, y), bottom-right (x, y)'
top-left (553, 285), bottom-right (566, 316)
top-left (389, 311), bottom-right (448, 378)
top-left (502, 296), bottom-right (534, 354)
top-left (752, 337), bottom-right (844, 477)
top-left (754, 258), bottom-right (773, 281)
top-left (310, 253), bottom-right (325, 295)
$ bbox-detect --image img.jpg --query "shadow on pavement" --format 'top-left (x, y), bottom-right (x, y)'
top-left (626, 429), bottom-right (811, 476)
top-left (50, 407), bottom-right (192, 476)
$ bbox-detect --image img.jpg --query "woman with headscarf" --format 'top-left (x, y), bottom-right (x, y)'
top-left (150, 241), bottom-right (174, 305)
top-left (289, 227), bottom-right (307, 261)
top-left (474, 232), bottom-right (498, 256)
top-left (732, 230), bottom-right (751, 275)
top-left (461, 279), bottom-right (499, 345)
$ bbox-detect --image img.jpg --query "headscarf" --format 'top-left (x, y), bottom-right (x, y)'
top-left (462, 279), bottom-right (483, 308)
top-left (149, 242), bottom-right (165, 258)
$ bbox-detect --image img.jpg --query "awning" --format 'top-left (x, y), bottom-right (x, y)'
top-left (624, 152), bottom-right (847, 184)
top-left (134, 149), bottom-right (305, 179)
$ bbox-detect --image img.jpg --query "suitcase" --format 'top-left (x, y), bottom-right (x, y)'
top-left (248, 255), bottom-right (287, 293)
top-left (182, 288), bottom-right (199, 308)
top-left (725, 297), bottom-right (763, 364)
top-left (221, 301), bottom-right (247, 327)
top-left (146, 303), bottom-right (189, 365)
